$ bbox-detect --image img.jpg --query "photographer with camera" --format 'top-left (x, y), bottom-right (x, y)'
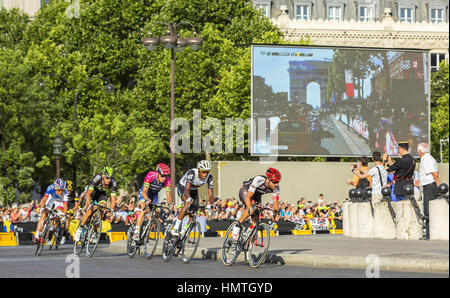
top-left (383, 142), bottom-right (415, 201)
top-left (346, 157), bottom-right (372, 191)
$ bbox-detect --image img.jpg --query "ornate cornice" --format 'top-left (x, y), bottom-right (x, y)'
top-left (272, 17), bottom-right (450, 51)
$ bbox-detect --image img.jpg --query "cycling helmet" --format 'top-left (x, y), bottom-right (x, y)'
top-left (197, 160), bottom-right (211, 171)
top-left (102, 166), bottom-right (114, 178)
top-left (266, 168), bottom-right (281, 183)
top-left (156, 163), bottom-right (170, 176)
top-left (54, 178), bottom-right (65, 190)
top-left (66, 180), bottom-right (73, 192)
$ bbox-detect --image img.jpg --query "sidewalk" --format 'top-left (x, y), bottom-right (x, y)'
top-left (108, 234), bottom-right (449, 273)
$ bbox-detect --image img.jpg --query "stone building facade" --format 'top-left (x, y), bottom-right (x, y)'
top-left (252, 0), bottom-right (449, 71)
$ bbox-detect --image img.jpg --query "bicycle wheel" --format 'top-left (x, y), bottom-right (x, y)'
top-left (247, 223), bottom-right (270, 268)
top-left (143, 218), bottom-right (160, 259)
top-left (86, 213), bottom-right (102, 258)
top-left (73, 220), bottom-right (85, 256)
top-left (221, 221), bottom-right (241, 266)
top-left (52, 222), bottom-right (63, 250)
top-left (181, 221), bottom-right (201, 264)
top-left (35, 220), bottom-right (50, 256)
top-left (126, 223), bottom-right (138, 258)
top-left (162, 222), bottom-right (176, 262)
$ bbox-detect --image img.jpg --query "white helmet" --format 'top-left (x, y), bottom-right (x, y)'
top-left (197, 160), bottom-right (211, 171)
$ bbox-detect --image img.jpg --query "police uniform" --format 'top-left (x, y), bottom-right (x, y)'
top-left (386, 142), bottom-right (416, 200)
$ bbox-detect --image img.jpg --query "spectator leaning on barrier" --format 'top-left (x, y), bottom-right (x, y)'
top-left (352, 151), bottom-right (388, 204)
top-left (417, 143), bottom-right (440, 240)
top-left (10, 204), bottom-right (20, 223)
top-left (383, 142), bottom-right (416, 201)
top-left (347, 157), bottom-right (372, 189)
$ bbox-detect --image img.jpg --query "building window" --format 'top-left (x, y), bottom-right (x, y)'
top-left (253, 0), bottom-right (271, 18)
top-left (430, 8), bottom-right (444, 23)
top-left (296, 5), bottom-right (310, 20)
top-left (431, 53), bottom-right (446, 72)
top-left (399, 7), bottom-right (413, 22)
top-left (328, 6), bottom-right (342, 21)
top-left (359, 6), bottom-right (373, 21)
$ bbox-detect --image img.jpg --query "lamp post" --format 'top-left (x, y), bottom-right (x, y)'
top-left (141, 21), bottom-right (203, 204)
top-left (440, 138), bottom-right (449, 163)
top-left (39, 75), bottom-right (114, 188)
top-left (53, 136), bottom-right (63, 178)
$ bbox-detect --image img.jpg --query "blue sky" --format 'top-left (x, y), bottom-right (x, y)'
top-left (252, 46), bottom-right (379, 104)
top-left (253, 46), bottom-right (334, 96)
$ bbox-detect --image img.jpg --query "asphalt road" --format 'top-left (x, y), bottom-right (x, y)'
top-left (0, 244), bottom-right (447, 278)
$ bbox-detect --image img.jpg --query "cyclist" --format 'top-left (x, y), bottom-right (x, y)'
top-left (62, 180), bottom-right (79, 245)
top-left (32, 179), bottom-right (68, 244)
top-left (171, 160), bottom-right (214, 236)
top-left (132, 163), bottom-right (173, 241)
top-left (74, 167), bottom-right (118, 242)
top-left (232, 168), bottom-right (281, 240)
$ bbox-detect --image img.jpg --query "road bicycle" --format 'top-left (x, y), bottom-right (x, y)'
top-left (221, 204), bottom-right (272, 268)
top-left (34, 208), bottom-right (63, 256)
top-left (73, 204), bottom-right (112, 258)
top-left (127, 203), bottom-right (168, 259)
top-left (49, 215), bottom-right (66, 250)
top-left (162, 205), bottom-right (203, 264)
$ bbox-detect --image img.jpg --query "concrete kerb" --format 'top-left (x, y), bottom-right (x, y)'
top-left (107, 240), bottom-right (449, 273)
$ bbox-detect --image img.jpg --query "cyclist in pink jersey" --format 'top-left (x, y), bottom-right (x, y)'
top-left (132, 163), bottom-right (172, 241)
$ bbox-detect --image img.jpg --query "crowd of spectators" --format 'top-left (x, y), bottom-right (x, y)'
top-left (1, 193), bottom-right (346, 231)
top-left (0, 203), bottom-right (38, 225)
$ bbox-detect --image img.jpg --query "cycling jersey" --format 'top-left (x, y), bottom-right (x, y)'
top-left (239, 175), bottom-right (280, 203)
top-left (88, 174), bottom-right (118, 201)
top-left (138, 171), bottom-right (171, 204)
top-left (179, 168), bottom-right (214, 190)
top-left (177, 168), bottom-right (213, 209)
top-left (44, 187), bottom-right (69, 210)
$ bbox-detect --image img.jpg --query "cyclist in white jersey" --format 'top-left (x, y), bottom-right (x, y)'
top-left (171, 160), bottom-right (215, 236)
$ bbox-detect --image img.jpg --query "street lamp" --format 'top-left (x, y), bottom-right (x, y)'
top-left (141, 21), bottom-right (203, 205)
top-left (440, 138), bottom-right (449, 163)
top-left (39, 74), bottom-right (115, 188)
top-left (53, 136), bottom-right (63, 178)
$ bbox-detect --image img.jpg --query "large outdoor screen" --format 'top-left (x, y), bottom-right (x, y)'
top-left (251, 45), bottom-right (430, 157)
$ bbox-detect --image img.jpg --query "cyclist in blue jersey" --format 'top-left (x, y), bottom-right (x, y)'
top-left (32, 179), bottom-right (68, 244)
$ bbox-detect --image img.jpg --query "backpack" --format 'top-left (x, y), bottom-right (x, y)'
top-left (356, 172), bottom-right (370, 190)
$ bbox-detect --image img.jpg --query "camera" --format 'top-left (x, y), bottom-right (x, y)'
top-left (353, 164), bottom-right (357, 169)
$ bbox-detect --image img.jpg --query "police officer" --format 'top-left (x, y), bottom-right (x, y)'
top-left (383, 142), bottom-right (416, 201)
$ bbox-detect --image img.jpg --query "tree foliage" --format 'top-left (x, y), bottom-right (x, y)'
top-left (0, 0), bottom-right (285, 204)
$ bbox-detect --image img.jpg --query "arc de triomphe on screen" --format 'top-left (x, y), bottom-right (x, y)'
top-left (288, 60), bottom-right (330, 106)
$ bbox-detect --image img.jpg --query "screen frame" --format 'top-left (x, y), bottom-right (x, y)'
top-left (250, 43), bottom-right (431, 158)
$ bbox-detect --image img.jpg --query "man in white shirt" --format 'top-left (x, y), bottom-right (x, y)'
top-left (417, 143), bottom-right (440, 240)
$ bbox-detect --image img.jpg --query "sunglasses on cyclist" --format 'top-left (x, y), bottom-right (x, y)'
top-left (199, 170), bottom-right (210, 174)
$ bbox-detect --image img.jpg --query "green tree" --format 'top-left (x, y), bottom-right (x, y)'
top-left (430, 61), bottom-right (449, 162)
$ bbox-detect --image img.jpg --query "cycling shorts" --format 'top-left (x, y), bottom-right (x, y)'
top-left (177, 184), bottom-right (199, 211)
top-left (239, 187), bottom-right (259, 206)
top-left (138, 192), bottom-right (159, 205)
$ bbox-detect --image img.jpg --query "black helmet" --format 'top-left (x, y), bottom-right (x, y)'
top-left (355, 188), bottom-right (363, 199)
top-left (403, 185), bottom-right (414, 196)
top-left (381, 186), bottom-right (391, 196)
top-left (349, 189), bottom-right (356, 199)
top-left (438, 183), bottom-right (449, 195)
